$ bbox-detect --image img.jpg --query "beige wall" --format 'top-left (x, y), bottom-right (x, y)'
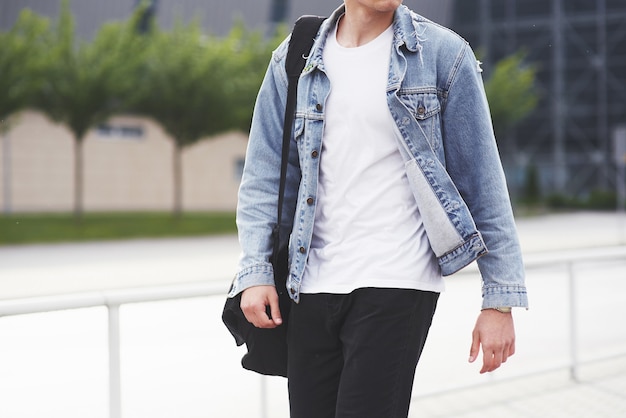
top-left (183, 132), bottom-right (247, 212)
top-left (0, 110), bottom-right (247, 213)
top-left (83, 114), bottom-right (175, 211)
top-left (1, 111), bottom-right (74, 212)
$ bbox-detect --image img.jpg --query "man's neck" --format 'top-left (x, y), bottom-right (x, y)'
top-left (337, 3), bottom-right (395, 48)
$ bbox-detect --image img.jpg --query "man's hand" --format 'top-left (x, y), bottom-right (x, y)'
top-left (469, 309), bottom-right (516, 373)
top-left (240, 285), bottom-right (283, 329)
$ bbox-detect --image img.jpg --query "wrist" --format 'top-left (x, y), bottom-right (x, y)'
top-left (482, 307), bottom-right (512, 314)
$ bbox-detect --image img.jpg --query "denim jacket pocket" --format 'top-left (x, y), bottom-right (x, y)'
top-left (397, 91), bottom-right (442, 151)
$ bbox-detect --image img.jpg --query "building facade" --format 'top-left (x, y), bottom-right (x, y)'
top-left (452, 0), bottom-right (626, 199)
top-left (1, 1), bottom-right (452, 38)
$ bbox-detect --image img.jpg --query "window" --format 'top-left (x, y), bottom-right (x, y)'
top-left (96, 124), bottom-right (144, 140)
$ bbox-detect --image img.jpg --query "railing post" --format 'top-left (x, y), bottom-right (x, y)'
top-left (567, 262), bottom-right (579, 382)
top-left (108, 304), bottom-right (122, 418)
top-left (260, 375), bottom-right (268, 418)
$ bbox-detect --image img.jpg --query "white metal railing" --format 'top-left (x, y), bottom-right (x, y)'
top-left (1, 247), bottom-right (626, 418)
top-left (0, 281), bottom-right (226, 418)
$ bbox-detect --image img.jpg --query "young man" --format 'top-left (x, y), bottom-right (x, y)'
top-left (229, 1), bottom-right (529, 417)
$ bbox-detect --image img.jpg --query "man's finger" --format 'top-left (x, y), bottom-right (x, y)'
top-left (481, 349), bottom-right (503, 374)
top-left (268, 294), bottom-right (283, 326)
top-left (468, 330), bottom-right (480, 363)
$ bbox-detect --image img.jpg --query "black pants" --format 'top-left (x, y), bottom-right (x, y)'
top-left (287, 287), bottom-right (439, 418)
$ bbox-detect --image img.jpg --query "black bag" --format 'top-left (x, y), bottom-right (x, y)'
top-left (221, 15), bottom-right (325, 377)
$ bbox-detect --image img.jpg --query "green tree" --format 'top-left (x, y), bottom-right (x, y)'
top-left (34, 1), bottom-right (147, 219)
top-left (0, 9), bottom-right (51, 131)
top-left (221, 21), bottom-right (285, 132)
top-left (484, 51), bottom-right (539, 202)
top-left (484, 51), bottom-right (539, 140)
top-left (132, 20), bottom-right (277, 216)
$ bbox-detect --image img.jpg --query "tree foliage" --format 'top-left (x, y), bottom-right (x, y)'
top-left (484, 51), bottom-right (539, 139)
top-left (131, 18), bottom-right (278, 145)
top-left (0, 9), bottom-right (51, 131)
top-left (37, 1), bottom-right (147, 141)
top-left (222, 21), bottom-right (285, 132)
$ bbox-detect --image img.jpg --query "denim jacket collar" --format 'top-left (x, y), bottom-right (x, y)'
top-left (306, 4), bottom-right (421, 74)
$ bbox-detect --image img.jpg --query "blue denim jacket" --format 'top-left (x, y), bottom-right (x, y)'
top-left (230, 5), bottom-right (528, 310)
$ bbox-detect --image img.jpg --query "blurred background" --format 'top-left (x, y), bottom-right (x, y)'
top-left (1, 0), bottom-right (625, 216)
top-left (1, 1), bottom-right (626, 417)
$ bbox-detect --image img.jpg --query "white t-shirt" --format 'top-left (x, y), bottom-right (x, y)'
top-left (300, 21), bottom-right (444, 294)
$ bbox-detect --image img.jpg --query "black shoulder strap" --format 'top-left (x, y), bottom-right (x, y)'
top-left (285, 16), bottom-right (326, 77)
top-left (273, 16), bottom-right (325, 259)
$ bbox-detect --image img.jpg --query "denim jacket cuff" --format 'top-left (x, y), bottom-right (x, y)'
top-left (227, 263), bottom-right (275, 297)
top-left (481, 284), bottom-right (529, 310)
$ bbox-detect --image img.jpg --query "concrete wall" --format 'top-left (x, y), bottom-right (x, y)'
top-left (1, 111), bottom-right (74, 212)
top-left (0, 110), bottom-right (247, 213)
top-left (82, 114), bottom-right (175, 212)
top-left (182, 132), bottom-right (247, 212)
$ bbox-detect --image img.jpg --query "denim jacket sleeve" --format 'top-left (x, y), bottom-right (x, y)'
top-left (228, 39), bottom-right (301, 298)
top-left (441, 42), bottom-right (529, 309)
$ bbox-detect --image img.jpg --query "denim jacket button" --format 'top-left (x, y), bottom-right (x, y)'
top-left (290, 287), bottom-right (296, 295)
top-left (315, 103), bottom-right (323, 111)
top-left (299, 246), bottom-right (306, 254)
top-left (417, 106), bottom-right (426, 115)
top-left (306, 197), bottom-right (314, 205)
top-left (311, 150), bottom-right (319, 158)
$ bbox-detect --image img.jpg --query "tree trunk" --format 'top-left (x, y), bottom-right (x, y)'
top-left (74, 136), bottom-right (83, 222)
top-left (173, 143), bottom-right (183, 218)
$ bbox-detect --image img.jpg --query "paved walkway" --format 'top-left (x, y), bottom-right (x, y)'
top-left (413, 356), bottom-right (626, 417)
top-left (1, 211), bottom-right (625, 417)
